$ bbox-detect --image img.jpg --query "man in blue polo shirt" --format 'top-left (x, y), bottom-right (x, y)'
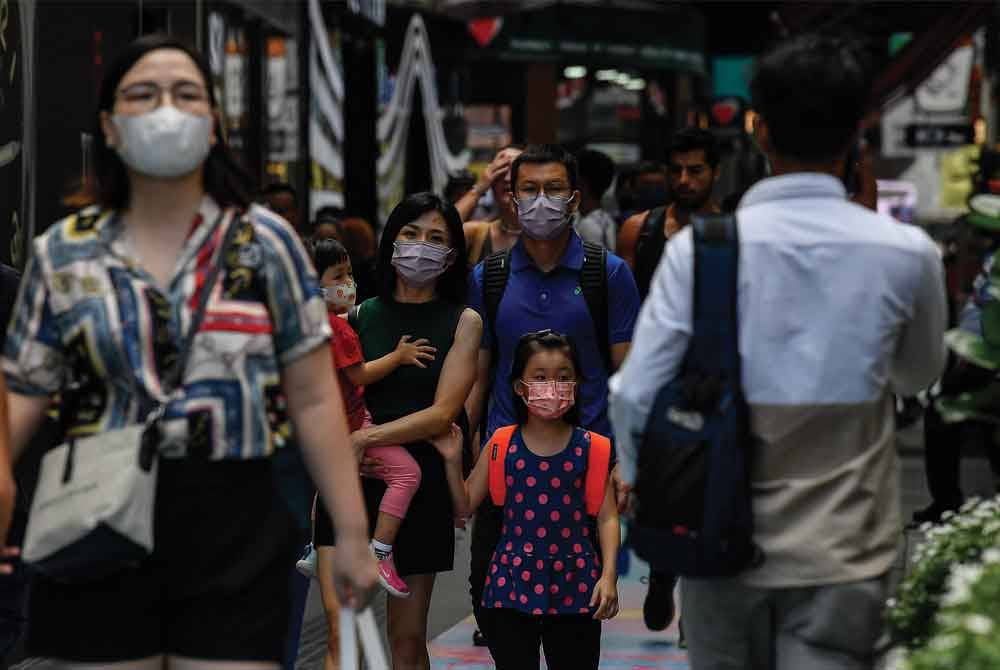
top-left (466, 144), bottom-right (640, 646)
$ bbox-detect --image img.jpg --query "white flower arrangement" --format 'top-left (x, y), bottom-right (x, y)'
top-left (887, 496), bottom-right (1000, 649)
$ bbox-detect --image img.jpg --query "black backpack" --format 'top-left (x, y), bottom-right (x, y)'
top-left (634, 207), bottom-right (668, 301)
top-left (479, 242), bottom-right (610, 439)
top-left (482, 241), bottom-right (611, 371)
top-left (628, 214), bottom-right (763, 577)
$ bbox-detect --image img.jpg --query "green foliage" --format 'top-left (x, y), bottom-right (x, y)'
top-left (887, 498), bottom-right (1000, 649)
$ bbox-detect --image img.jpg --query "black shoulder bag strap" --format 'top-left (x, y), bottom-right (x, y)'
top-left (161, 210), bottom-right (238, 395)
top-left (635, 206), bottom-right (668, 301)
top-left (580, 241), bottom-right (612, 372)
top-left (636, 206), bottom-right (666, 261)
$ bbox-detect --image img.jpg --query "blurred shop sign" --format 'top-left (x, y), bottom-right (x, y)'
top-left (882, 39), bottom-right (980, 158)
top-left (347, 0), bottom-right (385, 26)
top-left (904, 123), bottom-right (974, 149)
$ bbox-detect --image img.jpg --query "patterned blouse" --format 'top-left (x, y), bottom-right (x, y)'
top-left (2, 197), bottom-right (330, 460)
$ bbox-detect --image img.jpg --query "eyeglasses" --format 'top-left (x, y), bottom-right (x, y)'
top-left (116, 81), bottom-right (211, 113)
top-left (514, 182), bottom-right (573, 203)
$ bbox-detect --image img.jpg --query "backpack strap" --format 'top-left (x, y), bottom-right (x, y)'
top-left (636, 207), bottom-right (667, 261)
top-left (487, 425), bottom-right (518, 507)
top-left (482, 249), bottom-right (512, 353)
top-left (580, 241), bottom-right (612, 372)
top-left (584, 431), bottom-right (612, 516)
top-left (690, 214), bottom-right (740, 377)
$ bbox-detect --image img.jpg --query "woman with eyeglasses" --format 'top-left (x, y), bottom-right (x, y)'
top-left (431, 330), bottom-right (620, 670)
top-left (0, 35), bottom-right (376, 669)
top-left (348, 192), bottom-right (482, 669)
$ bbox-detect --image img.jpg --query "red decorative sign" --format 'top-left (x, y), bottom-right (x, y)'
top-left (468, 18), bottom-right (503, 48)
top-left (711, 99), bottom-right (740, 127)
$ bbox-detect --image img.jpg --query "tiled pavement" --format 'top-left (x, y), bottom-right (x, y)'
top-left (426, 555), bottom-right (689, 670)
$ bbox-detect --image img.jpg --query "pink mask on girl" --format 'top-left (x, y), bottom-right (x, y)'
top-left (520, 380), bottom-right (576, 420)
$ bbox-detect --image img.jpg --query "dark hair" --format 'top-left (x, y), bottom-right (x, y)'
top-left (751, 33), bottom-right (872, 162)
top-left (376, 192), bottom-right (468, 304)
top-left (511, 144), bottom-right (579, 194)
top-left (92, 34), bottom-right (255, 211)
top-left (444, 170), bottom-right (477, 203)
top-left (667, 127), bottom-right (721, 169)
top-left (635, 161), bottom-right (666, 177)
top-left (312, 238), bottom-right (350, 277)
top-left (510, 330), bottom-right (583, 426)
top-left (313, 206), bottom-right (346, 230)
top-left (576, 149), bottom-right (616, 199)
top-left (261, 182), bottom-right (297, 202)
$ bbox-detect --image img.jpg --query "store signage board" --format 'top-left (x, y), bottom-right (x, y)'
top-left (504, 38), bottom-right (704, 72)
top-left (904, 123), bottom-right (974, 149)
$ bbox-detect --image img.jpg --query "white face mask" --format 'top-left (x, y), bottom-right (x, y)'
top-left (321, 279), bottom-right (357, 313)
top-left (112, 106), bottom-right (213, 178)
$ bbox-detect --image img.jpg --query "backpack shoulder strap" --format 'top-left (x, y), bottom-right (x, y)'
top-left (580, 241), bottom-right (611, 372)
top-left (482, 249), bottom-right (512, 350)
top-left (690, 214), bottom-right (740, 375)
top-left (584, 431), bottom-right (612, 516)
top-left (636, 207), bottom-right (666, 257)
top-left (488, 425), bottom-right (519, 507)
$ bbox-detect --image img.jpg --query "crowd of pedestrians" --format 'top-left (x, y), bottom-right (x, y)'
top-left (0, 27), bottom-right (967, 670)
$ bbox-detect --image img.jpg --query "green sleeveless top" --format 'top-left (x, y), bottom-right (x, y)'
top-left (353, 296), bottom-right (466, 426)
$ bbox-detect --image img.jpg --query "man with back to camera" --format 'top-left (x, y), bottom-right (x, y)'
top-left (610, 34), bottom-right (946, 669)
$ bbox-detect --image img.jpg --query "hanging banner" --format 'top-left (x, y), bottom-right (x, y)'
top-left (307, 0), bottom-right (346, 215)
top-left (376, 14), bottom-right (470, 227)
top-left (1, 0), bottom-right (33, 269)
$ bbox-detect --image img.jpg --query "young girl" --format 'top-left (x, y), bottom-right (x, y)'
top-left (301, 239), bottom-right (435, 608)
top-left (433, 329), bottom-right (620, 670)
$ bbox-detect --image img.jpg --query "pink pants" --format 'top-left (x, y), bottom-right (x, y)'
top-left (362, 412), bottom-right (421, 519)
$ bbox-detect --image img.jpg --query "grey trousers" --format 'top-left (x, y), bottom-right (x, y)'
top-left (681, 575), bottom-right (887, 670)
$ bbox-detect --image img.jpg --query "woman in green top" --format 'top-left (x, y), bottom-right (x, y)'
top-left (350, 192), bottom-right (482, 669)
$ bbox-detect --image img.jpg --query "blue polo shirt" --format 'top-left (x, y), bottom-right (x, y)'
top-left (467, 232), bottom-right (640, 443)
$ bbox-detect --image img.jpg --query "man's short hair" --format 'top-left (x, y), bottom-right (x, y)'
top-left (667, 127), bottom-right (720, 169)
top-left (751, 34), bottom-right (872, 163)
top-left (511, 144), bottom-right (579, 193)
top-left (635, 161), bottom-right (665, 177)
top-left (261, 182), bottom-right (297, 202)
top-left (576, 149), bottom-right (616, 199)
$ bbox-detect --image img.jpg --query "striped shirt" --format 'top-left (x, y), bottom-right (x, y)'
top-left (610, 173), bottom-right (947, 587)
top-left (3, 197), bottom-right (330, 460)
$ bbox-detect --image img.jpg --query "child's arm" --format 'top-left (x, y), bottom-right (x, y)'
top-left (342, 335), bottom-right (436, 388)
top-left (591, 478), bottom-right (621, 620)
top-left (430, 425), bottom-right (491, 520)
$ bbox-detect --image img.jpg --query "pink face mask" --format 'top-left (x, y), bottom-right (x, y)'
top-left (520, 380), bottom-right (576, 420)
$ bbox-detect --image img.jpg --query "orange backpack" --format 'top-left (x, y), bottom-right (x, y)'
top-left (487, 425), bottom-right (612, 516)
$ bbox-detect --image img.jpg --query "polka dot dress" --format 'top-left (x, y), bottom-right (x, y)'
top-left (482, 427), bottom-right (603, 616)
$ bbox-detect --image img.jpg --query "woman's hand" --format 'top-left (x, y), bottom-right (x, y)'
top-left (611, 463), bottom-right (633, 515)
top-left (590, 574), bottom-right (620, 620)
top-left (331, 533), bottom-right (379, 609)
top-left (430, 423), bottom-right (463, 464)
top-left (394, 335), bottom-right (436, 369)
top-left (350, 428), bottom-right (372, 464)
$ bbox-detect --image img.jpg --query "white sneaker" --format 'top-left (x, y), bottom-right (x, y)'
top-left (296, 543), bottom-right (317, 579)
